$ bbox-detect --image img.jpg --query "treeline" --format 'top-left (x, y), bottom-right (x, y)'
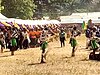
top-left (0, 0), bottom-right (100, 19)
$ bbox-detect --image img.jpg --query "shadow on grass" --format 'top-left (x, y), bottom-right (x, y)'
top-left (80, 58), bottom-right (89, 61)
top-left (28, 62), bottom-right (46, 66)
top-left (54, 47), bottom-right (62, 48)
top-left (80, 59), bottom-right (100, 62)
top-left (62, 56), bottom-right (72, 59)
top-left (78, 48), bottom-right (86, 50)
top-left (0, 55), bottom-right (12, 58)
top-left (4, 51), bottom-right (10, 53)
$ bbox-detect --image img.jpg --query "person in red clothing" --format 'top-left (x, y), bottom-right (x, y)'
top-left (29, 29), bottom-right (37, 48)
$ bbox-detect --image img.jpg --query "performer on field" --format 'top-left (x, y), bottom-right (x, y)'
top-left (39, 29), bottom-right (48, 63)
top-left (70, 26), bottom-right (79, 57)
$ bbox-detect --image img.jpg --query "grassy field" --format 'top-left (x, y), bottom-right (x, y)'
top-left (0, 34), bottom-right (100, 75)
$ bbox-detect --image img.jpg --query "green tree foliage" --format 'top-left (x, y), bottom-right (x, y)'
top-left (0, 0), bottom-right (1, 11)
top-left (1, 0), bottom-right (36, 19)
top-left (91, 1), bottom-right (100, 12)
top-left (1, 0), bottom-right (98, 20)
top-left (33, 0), bottom-right (94, 19)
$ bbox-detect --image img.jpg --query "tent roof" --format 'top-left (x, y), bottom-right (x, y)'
top-left (60, 19), bottom-right (100, 24)
top-left (0, 13), bottom-right (8, 20)
top-left (72, 12), bottom-right (100, 19)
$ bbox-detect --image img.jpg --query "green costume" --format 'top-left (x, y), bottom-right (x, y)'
top-left (91, 39), bottom-right (98, 49)
top-left (71, 38), bottom-right (77, 47)
top-left (11, 38), bottom-right (17, 46)
top-left (41, 41), bottom-right (48, 50)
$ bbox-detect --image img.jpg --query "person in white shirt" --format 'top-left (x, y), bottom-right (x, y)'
top-left (22, 29), bottom-right (29, 49)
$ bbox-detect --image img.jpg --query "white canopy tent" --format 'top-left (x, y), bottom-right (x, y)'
top-left (72, 12), bottom-right (100, 19)
top-left (0, 14), bottom-right (60, 28)
top-left (0, 13), bottom-right (8, 20)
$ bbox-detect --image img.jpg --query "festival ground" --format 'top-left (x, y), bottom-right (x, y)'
top-left (0, 34), bottom-right (99, 75)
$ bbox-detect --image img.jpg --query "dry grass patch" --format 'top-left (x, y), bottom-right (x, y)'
top-left (0, 35), bottom-right (100, 75)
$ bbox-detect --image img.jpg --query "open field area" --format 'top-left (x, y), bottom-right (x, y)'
top-left (0, 34), bottom-right (100, 75)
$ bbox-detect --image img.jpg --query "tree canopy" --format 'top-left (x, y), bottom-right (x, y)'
top-left (1, 0), bottom-right (36, 19)
top-left (33, 0), bottom-right (95, 19)
top-left (1, 0), bottom-right (100, 19)
top-left (0, 0), bottom-right (1, 10)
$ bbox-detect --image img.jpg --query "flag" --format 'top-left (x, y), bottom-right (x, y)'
top-left (6, 22), bottom-right (13, 26)
top-left (1, 22), bottom-right (11, 27)
top-left (22, 24), bottom-right (29, 31)
top-left (82, 21), bottom-right (85, 29)
top-left (0, 22), bottom-right (4, 27)
top-left (13, 22), bottom-right (20, 29)
top-left (82, 21), bottom-right (87, 30)
top-left (84, 23), bottom-right (87, 30)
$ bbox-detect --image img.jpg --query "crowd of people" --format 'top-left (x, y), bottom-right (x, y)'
top-left (0, 23), bottom-right (100, 63)
top-left (0, 24), bottom-right (59, 55)
top-left (59, 25), bottom-right (100, 58)
top-left (85, 25), bottom-right (100, 60)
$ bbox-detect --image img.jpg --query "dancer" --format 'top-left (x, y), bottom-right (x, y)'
top-left (89, 29), bottom-right (99, 60)
top-left (70, 26), bottom-right (79, 57)
top-left (10, 31), bottom-right (17, 55)
top-left (40, 29), bottom-right (48, 63)
top-left (85, 26), bottom-right (92, 49)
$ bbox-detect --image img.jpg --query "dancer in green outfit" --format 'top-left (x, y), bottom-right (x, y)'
top-left (10, 31), bottom-right (17, 55)
top-left (70, 26), bottom-right (79, 57)
top-left (90, 29), bottom-right (99, 57)
top-left (40, 29), bottom-right (48, 63)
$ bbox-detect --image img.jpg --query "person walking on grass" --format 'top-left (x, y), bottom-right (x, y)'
top-left (59, 29), bottom-right (65, 47)
top-left (39, 29), bottom-right (48, 63)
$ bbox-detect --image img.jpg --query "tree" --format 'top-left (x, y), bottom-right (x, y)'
top-left (33, 0), bottom-right (99, 19)
top-left (34, 0), bottom-right (93, 19)
top-left (1, 0), bottom-right (36, 19)
top-left (0, 0), bottom-right (1, 12)
top-left (91, 1), bottom-right (100, 12)
top-left (44, 0), bottom-right (82, 17)
top-left (79, 0), bottom-right (93, 12)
